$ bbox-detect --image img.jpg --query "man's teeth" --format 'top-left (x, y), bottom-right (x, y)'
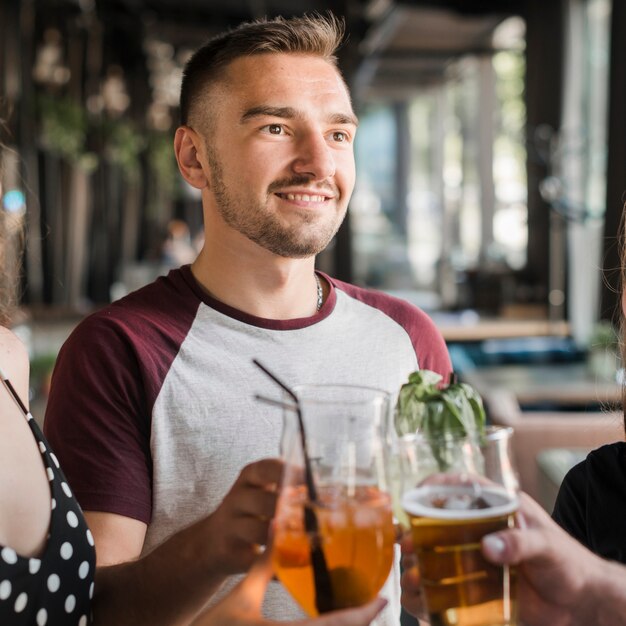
top-left (282, 193), bottom-right (326, 202)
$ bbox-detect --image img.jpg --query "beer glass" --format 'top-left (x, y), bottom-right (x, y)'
top-left (272, 384), bottom-right (395, 616)
top-left (399, 426), bottom-right (519, 626)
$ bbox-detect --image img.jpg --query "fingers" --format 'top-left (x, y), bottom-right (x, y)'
top-left (207, 460), bottom-right (283, 575)
top-left (400, 564), bottom-right (425, 619)
top-left (399, 529), bottom-right (427, 619)
top-left (240, 458), bottom-right (284, 489)
top-left (232, 515), bottom-right (273, 547)
top-left (238, 487), bottom-right (279, 519)
top-left (482, 493), bottom-right (561, 566)
top-left (304, 597), bottom-right (388, 626)
top-left (399, 531), bottom-right (414, 556)
top-left (394, 522), bottom-right (405, 543)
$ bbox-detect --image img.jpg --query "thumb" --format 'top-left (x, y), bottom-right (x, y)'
top-left (482, 527), bottom-right (548, 566)
top-left (305, 598), bottom-right (388, 626)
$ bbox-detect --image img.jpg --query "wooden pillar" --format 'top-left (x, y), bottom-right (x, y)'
top-left (600, 0), bottom-right (626, 321)
top-left (523, 0), bottom-right (565, 310)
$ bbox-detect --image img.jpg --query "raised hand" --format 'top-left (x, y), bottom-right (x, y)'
top-left (481, 493), bottom-right (626, 626)
top-left (204, 458), bottom-right (284, 575)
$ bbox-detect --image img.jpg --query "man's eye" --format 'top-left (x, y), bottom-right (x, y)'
top-left (332, 131), bottom-right (349, 143)
top-left (265, 124), bottom-right (283, 135)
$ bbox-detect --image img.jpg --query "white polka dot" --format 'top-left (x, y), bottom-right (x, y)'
top-left (61, 482), bottom-right (72, 498)
top-left (0, 579), bottom-right (11, 600)
top-left (66, 511), bottom-right (79, 528)
top-left (51, 498), bottom-right (56, 511)
top-left (47, 574), bottom-right (60, 593)
top-left (89, 582), bottom-right (94, 599)
top-left (36, 608), bottom-right (47, 625)
top-left (78, 616), bottom-right (87, 626)
top-left (78, 561), bottom-right (90, 580)
top-left (60, 542), bottom-right (73, 560)
top-left (38, 441), bottom-right (46, 453)
top-left (14, 591), bottom-right (27, 612)
top-left (50, 453), bottom-right (60, 468)
top-left (86, 529), bottom-right (94, 546)
top-left (46, 467), bottom-right (54, 482)
top-left (65, 594), bottom-right (76, 613)
top-left (1, 548), bottom-right (17, 565)
top-left (28, 559), bottom-right (41, 574)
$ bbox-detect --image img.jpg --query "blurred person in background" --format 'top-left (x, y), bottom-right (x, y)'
top-left (161, 219), bottom-right (198, 267)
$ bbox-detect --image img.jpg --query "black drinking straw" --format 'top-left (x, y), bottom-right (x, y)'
top-left (0, 366), bottom-right (29, 417)
top-left (253, 359), bottom-right (335, 614)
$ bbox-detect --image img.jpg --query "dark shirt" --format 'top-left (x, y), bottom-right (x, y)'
top-left (0, 414), bottom-right (95, 625)
top-left (552, 441), bottom-right (626, 564)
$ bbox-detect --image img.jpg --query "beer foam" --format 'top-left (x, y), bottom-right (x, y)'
top-left (402, 485), bottom-right (518, 520)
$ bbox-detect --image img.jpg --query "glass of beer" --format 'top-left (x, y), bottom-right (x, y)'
top-left (272, 384), bottom-right (395, 616)
top-left (399, 426), bottom-right (519, 626)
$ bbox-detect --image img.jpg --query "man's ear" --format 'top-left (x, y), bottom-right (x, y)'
top-left (174, 126), bottom-right (209, 190)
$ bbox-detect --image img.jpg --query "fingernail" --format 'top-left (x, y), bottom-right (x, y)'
top-left (482, 534), bottom-right (506, 559)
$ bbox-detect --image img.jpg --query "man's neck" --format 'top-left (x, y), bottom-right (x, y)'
top-left (190, 246), bottom-right (322, 320)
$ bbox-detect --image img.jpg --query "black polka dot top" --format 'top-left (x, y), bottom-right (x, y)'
top-left (0, 412), bottom-right (96, 625)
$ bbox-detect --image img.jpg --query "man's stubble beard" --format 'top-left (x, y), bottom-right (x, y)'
top-left (207, 148), bottom-right (347, 259)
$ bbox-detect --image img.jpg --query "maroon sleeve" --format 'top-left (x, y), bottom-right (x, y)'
top-left (44, 313), bottom-right (154, 523)
top-left (44, 269), bottom-right (200, 524)
top-left (329, 277), bottom-right (452, 380)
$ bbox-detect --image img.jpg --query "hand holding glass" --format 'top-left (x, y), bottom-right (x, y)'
top-left (272, 385), bottom-right (395, 616)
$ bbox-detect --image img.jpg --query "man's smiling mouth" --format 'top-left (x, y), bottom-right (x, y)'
top-left (275, 193), bottom-right (331, 202)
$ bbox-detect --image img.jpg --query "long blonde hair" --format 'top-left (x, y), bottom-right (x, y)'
top-left (0, 132), bottom-right (21, 327)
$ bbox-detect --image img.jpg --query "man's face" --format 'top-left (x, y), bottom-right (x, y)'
top-left (199, 52), bottom-right (357, 258)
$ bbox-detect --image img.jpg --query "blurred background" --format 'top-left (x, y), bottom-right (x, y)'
top-left (1, 0), bottom-right (625, 514)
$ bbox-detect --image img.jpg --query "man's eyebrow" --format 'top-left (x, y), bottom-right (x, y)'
top-left (328, 112), bottom-right (359, 127)
top-left (240, 106), bottom-right (297, 123)
top-left (240, 105), bottom-right (358, 127)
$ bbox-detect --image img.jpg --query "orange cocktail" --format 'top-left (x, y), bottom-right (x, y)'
top-left (273, 484), bottom-right (395, 616)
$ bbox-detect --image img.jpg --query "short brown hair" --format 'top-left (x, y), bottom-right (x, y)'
top-left (180, 13), bottom-right (346, 128)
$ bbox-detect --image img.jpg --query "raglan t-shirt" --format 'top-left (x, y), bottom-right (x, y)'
top-left (552, 442), bottom-right (626, 564)
top-left (44, 265), bottom-right (451, 622)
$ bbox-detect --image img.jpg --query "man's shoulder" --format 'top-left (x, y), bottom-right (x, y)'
top-left (66, 267), bottom-right (201, 348)
top-left (328, 276), bottom-right (452, 377)
top-left (330, 277), bottom-right (438, 328)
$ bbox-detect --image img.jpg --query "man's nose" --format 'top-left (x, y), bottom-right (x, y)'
top-left (291, 132), bottom-right (336, 181)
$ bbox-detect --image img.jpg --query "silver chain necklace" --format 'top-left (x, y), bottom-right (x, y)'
top-left (315, 274), bottom-right (323, 312)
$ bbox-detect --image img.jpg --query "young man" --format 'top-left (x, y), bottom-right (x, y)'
top-left (45, 14), bottom-right (451, 623)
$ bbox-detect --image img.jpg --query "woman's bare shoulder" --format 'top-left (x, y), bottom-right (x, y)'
top-left (0, 327), bottom-right (29, 391)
